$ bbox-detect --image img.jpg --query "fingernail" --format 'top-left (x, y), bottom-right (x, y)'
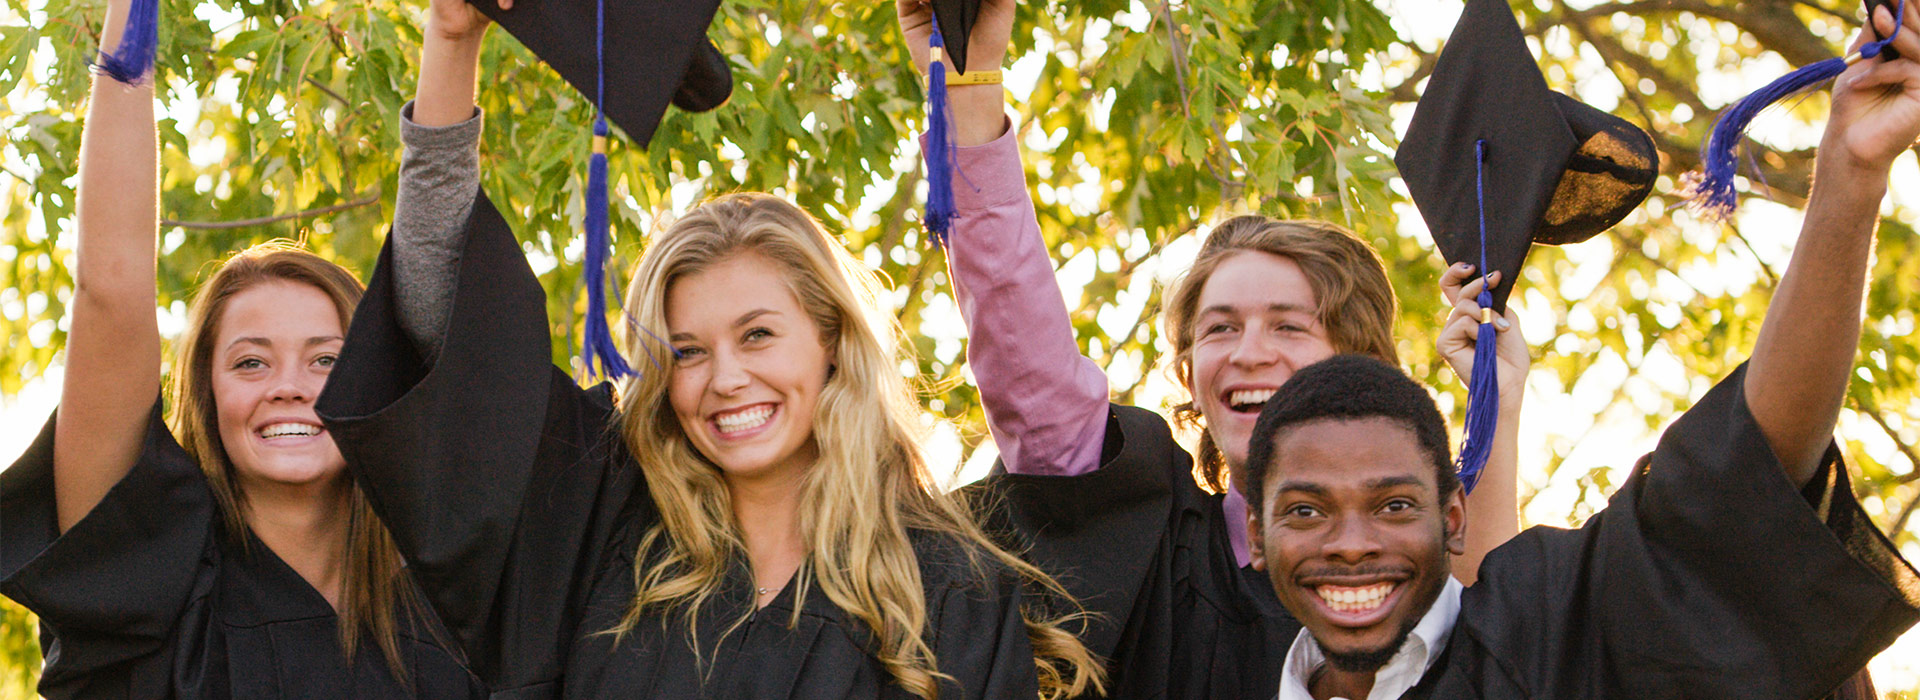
top-left (1496, 318), bottom-right (1511, 330)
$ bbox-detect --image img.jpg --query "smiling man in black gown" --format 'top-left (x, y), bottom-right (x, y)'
top-left (1235, 0), bottom-right (1920, 694)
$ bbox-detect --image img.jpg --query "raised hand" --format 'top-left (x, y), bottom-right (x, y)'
top-left (1826, 0), bottom-right (1920, 174)
top-left (894, 0), bottom-right (1018, 147)
top-left (429, 0), bottom-right (504, 43)
top-left (895, 0), bottom-right (1015, 75)
top-left (1437, 263), bottom-right (1529, 407)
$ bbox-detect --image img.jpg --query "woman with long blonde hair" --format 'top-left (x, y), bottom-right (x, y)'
top-left (314, 1), bottom-right (1102, 696)
top-left (0, 1), bottom-right (479, 697)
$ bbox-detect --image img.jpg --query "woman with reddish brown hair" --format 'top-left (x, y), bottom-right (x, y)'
top-left (0, 2), bottom-right (479, 696)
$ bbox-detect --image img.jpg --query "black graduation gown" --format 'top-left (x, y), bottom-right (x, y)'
top-left (976, 404), bottom-right (1300, 700)
top-left (315, 190), bottom-right (1042, 699)
top-left (0, 405), bottom-right (483, 700)
top-left (1399, 366), bottom-right (1920, 700)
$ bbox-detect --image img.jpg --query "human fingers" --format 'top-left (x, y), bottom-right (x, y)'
top-left (1846, 52), bottom-right (1920, 92)
top-left (1453, 270), bottom-right (1500, 306)
top-left (1440, 263), bottom-right (1474, 304)
top-left (1875, 3), bottom-right (1920, 60)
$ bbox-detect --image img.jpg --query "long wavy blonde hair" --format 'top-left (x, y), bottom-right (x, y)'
top-left (610, 194), bottom-right (1103, 699)
top-left (170, 242), bottom-right (422, 679)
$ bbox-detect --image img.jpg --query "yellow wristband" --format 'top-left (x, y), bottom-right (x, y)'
top-left (942, 68), bottom-right (1003, 86)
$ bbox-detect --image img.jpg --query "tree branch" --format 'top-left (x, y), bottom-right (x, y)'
top-left (304, 76), bottom-right (348, 106)
top-left (1560, 5), bottom-right (1709, 113)
top-left (1893, 487), bottom-right (1920, 538)
top-left (1858, 400), bottom-right (1920, 484)
top-left (1153, 0), bottom-right (1241, 198)
top-left (1578, 0), bottom-right (1836, 66)
top-left (161, 189), bottom-right (381, 230)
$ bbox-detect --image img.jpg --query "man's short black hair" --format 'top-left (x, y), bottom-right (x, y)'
top-left (1242, 354), bottom-right (1459, 515)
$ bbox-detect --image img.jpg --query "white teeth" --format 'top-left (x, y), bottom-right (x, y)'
top-left (714, 406), bottom-right (774, 434)
top-left (1229, 389), bottom-right (1276, 409)
top-left (1316, 583), bottom-right (1395, 614)
top-left (260, 423), bottom-right (320, 439)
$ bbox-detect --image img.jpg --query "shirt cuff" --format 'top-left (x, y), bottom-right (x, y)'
top-left (400, 101), bottom-right (484, 152)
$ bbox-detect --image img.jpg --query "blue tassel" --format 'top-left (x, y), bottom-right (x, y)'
top-left (1456, 140), bottom-right (1499, 495)
top-left (923, 17), bottom-right (958, 247)
top-left (1455, 289), bottom-right (1500, 495)
top-left (1691, 0), bottom-right (1904, 219)
top-left (1690, 58), bottom-right (1848, 220)
top-left (577, 0), bottom-right (631, 381)
top-left (97, 0), bottom-right (160, 84)
top-left (582, 118), bottom-right (633, 380)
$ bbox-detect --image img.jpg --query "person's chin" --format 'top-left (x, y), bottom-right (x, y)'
top-left (1322, 641), bottom-right (1402, 673)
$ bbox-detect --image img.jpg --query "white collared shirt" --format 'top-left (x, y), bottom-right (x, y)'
top-left (1277, 577), bottom-right (1463, 700)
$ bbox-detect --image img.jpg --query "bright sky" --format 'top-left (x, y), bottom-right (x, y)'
top-left (3, 0), bottom-right (1918, 691)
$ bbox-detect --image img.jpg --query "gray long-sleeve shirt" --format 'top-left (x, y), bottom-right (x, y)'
top-left (390, 101), bottom-right (485, 357)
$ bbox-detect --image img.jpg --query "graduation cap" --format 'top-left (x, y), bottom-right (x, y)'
top-left (921, 0), bottom-right (982, 245)
top-left (1395, 0), bottom-right (1657, 492)
top-left (1690, 0), bottom-right (1905, 218)
top-left (467, 0), bottom-right (733, 379)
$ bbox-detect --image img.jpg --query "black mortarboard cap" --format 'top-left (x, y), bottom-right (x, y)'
top-left (931, 0), bottom-right (982, 75)
top-left (1396, 0), bottom-right (1656, 314)
top-left (1395, 0), bottom-right (1656, 493)
top-left (467, 0), bottom-right (733, 144)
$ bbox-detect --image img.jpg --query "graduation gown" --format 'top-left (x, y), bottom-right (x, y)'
top-left (315, 190), bottom-right (1043, 699)
top-left (976, 404), bottom-right (1300, 700)
top-left (0, 405), bottom-right (482, 700)
top-left (1399, 366), bottom-right (1920, 700)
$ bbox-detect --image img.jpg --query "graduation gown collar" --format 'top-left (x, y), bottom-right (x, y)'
top-left (215, 526), bottom-right (343, 628)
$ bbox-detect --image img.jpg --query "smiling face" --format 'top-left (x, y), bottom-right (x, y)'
top-left (666, 252), bottom-right (832, 483)
top-left (1248, 416), bottom-right (1464, 672)
top-left (209, 280), bottom-right (348, 490)
top-left (1188, 251), bottom-right (1338, 470)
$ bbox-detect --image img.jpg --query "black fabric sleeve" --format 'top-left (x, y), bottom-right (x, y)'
top-left (1462, 364), bottom-right (1920, 700)
top-left (978, 405), bottom-right (1179, 660)
top-left (978, 404), bottom-right (1292, 700)
top-left (0, 403), bottom-right (215, 698)
top-left (317, 189), bottom-right (642, 694)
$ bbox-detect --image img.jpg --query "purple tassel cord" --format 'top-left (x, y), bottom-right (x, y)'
top-left (1455, 140), bottom-right (1499, 496)
top-left (923, 17), bottom-right (959, 246)
top-left (582, 118), bottom-right (633, 380)
top-left (1691, 0), bottom-right (1904, 219)
top-left (97, 0), bottom-right (160, 83)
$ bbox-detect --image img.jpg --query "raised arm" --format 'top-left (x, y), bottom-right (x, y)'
top-left (1436, 265), bottom-right (1526, 584)
top-left (1749, 2), bottom-right (1920, 487)
top-left (386, 0), bottom-right (500, 357)
top-left (898, 0), bottom-right (1111, 476)
top-left (52, 0), bottom-right (161, 532)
